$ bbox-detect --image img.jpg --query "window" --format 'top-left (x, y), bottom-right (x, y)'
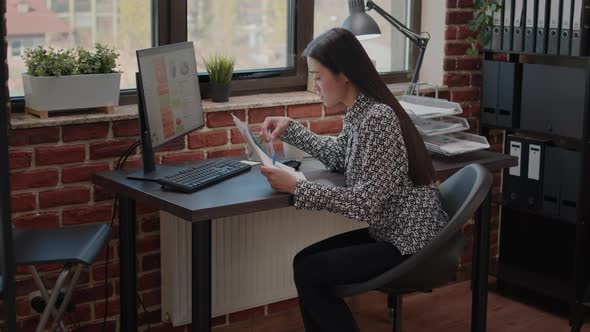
top-left (314, 0), bottom-right (418, 83)
top-left (7, 1), bottom-right (420, 105)
top-left (11, 40), bottom-right (21, 57)
top-left (74, 0), bottom-right (92, 13)
top-left (184, 0), bottom-right (311, 95)
top-left (50, 0), bottom-right (69, 13)
top-left (7, 0), bottom-right (152, 97)
top-left (187, 0), bottom-right (292, 73)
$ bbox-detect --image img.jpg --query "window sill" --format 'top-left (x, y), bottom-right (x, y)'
top-left (10, 83), bottom-right (448, 129)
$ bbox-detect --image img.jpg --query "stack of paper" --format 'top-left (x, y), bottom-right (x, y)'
top-left (397, 93), bottom-right (490, 155)
top-left (397, 95), bottom-right (462, 118)
top-left (231, 114), bottom-right (306, 180)
top-left (411, 116), bottom-right (469, 136)
top-left (400, 100), bottom-right (458, 118)
top-left (423, 132), bottom-right (490, 156)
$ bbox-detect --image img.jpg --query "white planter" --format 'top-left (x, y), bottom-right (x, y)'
top-left (22, 73), bottom-right (121, 112)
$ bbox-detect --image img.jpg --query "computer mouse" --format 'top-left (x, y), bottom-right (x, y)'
top-left (281, 159), bottom-right (301, 170)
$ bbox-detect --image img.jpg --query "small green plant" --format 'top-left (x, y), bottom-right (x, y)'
top-left (203, 54), bottom-right (235, 84)
top-left (22, 43), bottom-right (119, 77)
top-left (466, 0), bottom-right (502, 56)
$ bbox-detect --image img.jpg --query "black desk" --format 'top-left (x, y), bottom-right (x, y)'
top-left (93, 150), bottom-right (517, 332)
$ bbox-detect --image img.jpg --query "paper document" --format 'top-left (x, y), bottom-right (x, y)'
top-left (410, 116), bottom-right (468, 136)
top-left (231, 114), bottom-right (306, 180)
top-left (400, 100), bottom-right (457, 118)
top-left (423, 133), bottom-right (490, 156)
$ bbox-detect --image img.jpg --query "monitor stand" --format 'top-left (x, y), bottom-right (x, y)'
top-left (126, 72), bottom-right (182, 182)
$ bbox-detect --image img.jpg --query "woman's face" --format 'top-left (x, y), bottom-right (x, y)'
top-left (307, 57), bottom-right (350, 108)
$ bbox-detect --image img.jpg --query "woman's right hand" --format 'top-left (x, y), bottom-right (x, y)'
top-left (260, 116), bottom-right (293, 142)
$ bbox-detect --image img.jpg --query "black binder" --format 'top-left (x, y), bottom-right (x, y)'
top-left (559, 0), bottom-right (574, 55)
top-left (481, 61), bottom-right (521, 128)
top-left (547, 0), bottom-right (563, 54)
top-left (541, 146), bottom-right (560, 219)
top-left (482, 60), bottom-right (500, 126)
top-left (498, 62), bottom-right (521, 128)
top-left (571, 0), bottom-right (590, 56)
top-left (559, 148), bottom-right (581, 223)
top-left (504, 0), bottom-right (515, 51)
top-left (542, 146), bottom-right (581, 223)
top-left (493, 0), bottom-right (505, 50)
top-left (503, 136), bottom-right (546, 212)
top-left (525, 0), bottom-right (538, 52)
top-left (536, 0), bottom-right (550, 53)
top-left (513, 0), bottom-right (527, 51)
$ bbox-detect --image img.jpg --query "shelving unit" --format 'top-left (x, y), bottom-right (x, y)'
top-left (480, 49), bottom-right (590, 318)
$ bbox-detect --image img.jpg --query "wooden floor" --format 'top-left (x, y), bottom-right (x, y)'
top-left (213, 278), bottom-right (590, 332)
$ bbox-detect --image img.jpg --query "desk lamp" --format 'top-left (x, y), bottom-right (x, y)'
top-left (343, 0), bottom-right (430, 96)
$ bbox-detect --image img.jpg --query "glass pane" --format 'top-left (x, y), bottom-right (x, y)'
top-left (96, 16), bottom-right (114, 44)
top-left (314, 0), bottom-right (410, 74)
top-left (96, 0), bottom-right (115, 13)
top-left (10, 40), bottom-right (21, 57)
top-left (7, 0), bottom-right (152, 97)
top-left (187, 0), bottom-right (292, 73)
top-left (74, 0), bottom-right (92, 12)
top-left (50, 0), bottom-right (69, 13)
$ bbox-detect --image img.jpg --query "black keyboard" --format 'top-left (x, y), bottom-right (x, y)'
top-left (158, 158), bottom-right (252, 193)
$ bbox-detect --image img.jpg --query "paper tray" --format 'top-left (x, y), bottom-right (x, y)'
top-left (412, 116), bottom-right (470, 136)
top-left (423, 132), bottom-right (490, 156)
top-left (398, 95), bottom-right (463, 118)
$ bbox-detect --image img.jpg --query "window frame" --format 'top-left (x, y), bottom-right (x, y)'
top-left (9, 0), bottom-right (421, 111)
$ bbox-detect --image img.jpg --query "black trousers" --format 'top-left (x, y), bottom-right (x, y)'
top-left (293, 227), bottom-right (408, 332)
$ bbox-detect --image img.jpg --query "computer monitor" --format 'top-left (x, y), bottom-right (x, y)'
top-left (127, 42), bottom-right (205, 181)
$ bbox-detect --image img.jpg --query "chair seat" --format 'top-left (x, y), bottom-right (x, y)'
top-left (14, 224), bottom-right (111, 266)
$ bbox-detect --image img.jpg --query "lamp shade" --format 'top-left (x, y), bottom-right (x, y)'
top-left (343, 0), bottom-right (381, 40)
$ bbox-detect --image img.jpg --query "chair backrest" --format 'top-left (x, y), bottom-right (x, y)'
top-left (331, 163), bottom-right (493, 297)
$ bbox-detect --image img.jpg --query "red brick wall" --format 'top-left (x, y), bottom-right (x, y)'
top-left (445, 0), bottom-right (504, 275)
top-left (7, 103), bottom-right (341, 331)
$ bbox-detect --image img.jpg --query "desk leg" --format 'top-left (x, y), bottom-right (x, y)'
top-left (471, 190), bottom-right (491, 332)
top-left (119, 195), bottom-right (137, 331)
top-left (193, 220), bottom-right (212, 331)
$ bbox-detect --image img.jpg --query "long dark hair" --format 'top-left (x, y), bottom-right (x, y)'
top-left (303, 27), bottom-right (436, 186)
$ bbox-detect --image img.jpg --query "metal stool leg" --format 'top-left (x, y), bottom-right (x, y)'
top-left (49, 264), bottom-right (82, 332)
top-left (35, 265), bottom-right (71, 332)
top-left (30, 266), bottom-right (68, 332)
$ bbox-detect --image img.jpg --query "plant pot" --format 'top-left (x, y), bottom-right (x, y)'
top-left (209, 82), bottom-right (231, 102)
top-left (22, 72), bottom-right (121, 112)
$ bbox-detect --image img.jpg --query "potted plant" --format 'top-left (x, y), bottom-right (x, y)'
top-left (465, 0), bottom-right (502, 55)
top-left (22, 43), bottom-right (121, 117)
top-left (204, 54), bottom-right (235, 103)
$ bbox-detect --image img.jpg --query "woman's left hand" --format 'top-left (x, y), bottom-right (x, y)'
top-left (260, 166), bottom-right (298, 194)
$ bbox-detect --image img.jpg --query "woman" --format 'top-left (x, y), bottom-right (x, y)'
top-left (259, 27), bottom-right (448, 332)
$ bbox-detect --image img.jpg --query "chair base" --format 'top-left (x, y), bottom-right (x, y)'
top-left (387, 293), bottom-right (402, 332)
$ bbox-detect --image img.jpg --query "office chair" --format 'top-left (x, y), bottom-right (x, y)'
top-left (330, 163), bottom-right (492, 332)
top-left (13, 223), bottom-right (111, 332)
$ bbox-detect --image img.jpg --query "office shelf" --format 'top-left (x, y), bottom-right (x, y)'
top-left (481, 49), bottom-right (590, 319)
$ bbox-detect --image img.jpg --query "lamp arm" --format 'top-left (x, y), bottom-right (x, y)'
top-left (366, 0), bottom-right (429, 49)
top-left (366, 0), bottom-right (429, 95)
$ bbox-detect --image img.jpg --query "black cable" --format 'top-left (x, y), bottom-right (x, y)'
top-left (137, 293), bottom-right (151, 332)
top-left (102, 140), bottom-right (142, 332)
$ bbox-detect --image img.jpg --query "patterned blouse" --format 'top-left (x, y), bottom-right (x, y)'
top-left (281, 93), bottom-right (448, 255)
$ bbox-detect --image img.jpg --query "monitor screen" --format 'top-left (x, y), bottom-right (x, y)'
top-left (136, 42), bottom-right (204, 149)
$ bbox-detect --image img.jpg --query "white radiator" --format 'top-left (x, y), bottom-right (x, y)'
top-left (160, 207), bottom-right (366, 326)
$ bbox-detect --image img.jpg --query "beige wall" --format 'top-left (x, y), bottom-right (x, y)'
top-left (419, 0), bottom-right (445, 87)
